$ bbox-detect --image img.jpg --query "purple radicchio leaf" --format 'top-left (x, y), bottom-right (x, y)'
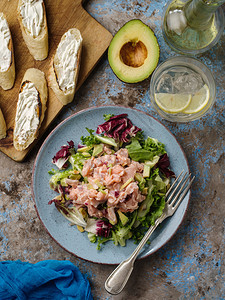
top-left (48, 183), bottom-right (71, 206)
top-left (48, 197), bottom-right (73, 208)
top-left (96, 114), bottom-right (141, 143)
top-left (52, 140), bottom-right (75, 169)
top-left (78, 143), bottom-right (85, 149)
top-left (96, 114), bottom-right (128, 134)
top-left (155, 153), bottom-right (175, 178)
top-left (58, 184), bottom-right (64, 195)
top-left (96, 220), bottom-right (112, 238)
top-left (85, 219), bottom-right (112, 238)
top-left (48, 198), bottom-right (61, 205)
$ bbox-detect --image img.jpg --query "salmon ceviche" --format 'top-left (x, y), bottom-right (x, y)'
top-left (48, 114), bottom-right (175, 249)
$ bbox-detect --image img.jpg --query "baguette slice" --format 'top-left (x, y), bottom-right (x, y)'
top-left (17, 0), bottom-right (48, 60)
top-left (13, 68), bottom-right (47, 151)
top-left (0, 13), bottom-right (15, 90)
top-left (49, 28), bottom-right (82, 105)
top-left (0, 107), bottom-right (6, 140)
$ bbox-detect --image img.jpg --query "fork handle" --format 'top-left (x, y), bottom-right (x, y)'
top-left (105, 213), bottom-right (166, 295)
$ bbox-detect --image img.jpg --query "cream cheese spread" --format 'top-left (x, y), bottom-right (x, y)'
top-left (20, 0), bottom-right (44, 37)
top-left (54, 29), bottom-right (82, 93)
top-left (0, 15), bottom-right (11, 72)
top-left (14, 82), bottom-right (40, 145)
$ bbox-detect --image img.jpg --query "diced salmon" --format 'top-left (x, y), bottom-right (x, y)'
top-left (88, 204), bottom-right (105, 218)
top-left (82, 157), bottom-right (95, 177)
top-left (65, 178), bottom-right (79, 188)
top-left (68, 147), bottom-right (146, 224)
top-left (103, 145), bottom-right (113, 155)
top-left (96, 191), bottom-right (108, 201)
top-left (111, 165), bottom-right (125, 176)
top-left (107, 207), bottom-right (117, 224)
top-left (125, 182), bottom-right (138, 195)
top-left (89, 189), bottom-right (98, 198)
top-left (94, 155), bottom-right (116, 167)
top-left (108, 190), bottom-right (122, 205)
top-left (119, 196), bottom-right (139, 213)
top-left (131, 161), bottom-right (144, 172)
top-left (122, 164), bottom-right (137, 183)
top-left (87, 178), bottom-right (99, 190)
top-left (93, 165), bottom-right (108, 183)
top-left (104, 174), bottom-right (122, 186)
top-left (116, 148), bottom-right (130, 166)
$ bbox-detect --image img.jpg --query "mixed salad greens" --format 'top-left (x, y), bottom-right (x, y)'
top-left (48, 114), bottom-right (175, 250)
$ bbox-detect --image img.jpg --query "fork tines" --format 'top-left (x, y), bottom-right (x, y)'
top-left (166, 171), bottom-right (195, 210)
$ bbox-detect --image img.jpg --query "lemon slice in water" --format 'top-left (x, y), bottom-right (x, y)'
top-left (154, 93), bottom-right (192, 113)
top-left (183, 84), bottom-right (210, 114)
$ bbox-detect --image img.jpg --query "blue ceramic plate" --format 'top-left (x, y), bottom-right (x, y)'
top-left (32, 106), bottom-right (190, 264)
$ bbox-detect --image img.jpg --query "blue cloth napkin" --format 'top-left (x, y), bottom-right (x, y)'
top-left (0, 260), bottom-right (93, 300)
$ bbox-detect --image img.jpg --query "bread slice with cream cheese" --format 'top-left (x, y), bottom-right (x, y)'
top-left (17, 0), bottom-right (48, 60)
top-left (0, 12), bottom-right (15, 90)
top-left (48, 28), bottom-right (82, 105)
top-left (13, 68), bottom-right (47, 151)
top-left (0, 107), bottom-right (6, 140)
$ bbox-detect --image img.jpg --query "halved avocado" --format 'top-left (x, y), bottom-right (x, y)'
top-left (108, 19), bottom-right (160, 83)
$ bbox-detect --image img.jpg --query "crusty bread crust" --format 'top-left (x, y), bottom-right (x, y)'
top-left (13, 68), bottom-right (48, 151)
top-left (0, 108), bottom-right (6, 140)
top-left (48, 28), bottom-right (82, 105)
top-left (17, 0), bottom-right (48, 61)
top-left (0, 12), bottom-right (15, 90)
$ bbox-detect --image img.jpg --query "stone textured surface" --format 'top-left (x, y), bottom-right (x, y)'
top-left (0, 1), bottom-right (224, 299)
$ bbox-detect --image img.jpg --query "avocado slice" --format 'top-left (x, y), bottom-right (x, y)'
top-left (93, 144), bottom-right (103, 156)
top-left (117, 210), bottom-right (129, 226)
top-left (95, 135), bottom-right (117, 147)
top-left (108, 19), bottom-right (160, 83)
top-left (77, 146), bottom-right (92, 152)
top-left (143, 164), bottom-right (151, 178)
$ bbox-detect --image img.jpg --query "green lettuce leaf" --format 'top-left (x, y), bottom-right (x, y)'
top-left (126, 137), bottom-right (166, 162)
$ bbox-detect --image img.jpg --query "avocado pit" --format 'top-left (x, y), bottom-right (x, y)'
top-left (120, 40), bottom-right (148, 68)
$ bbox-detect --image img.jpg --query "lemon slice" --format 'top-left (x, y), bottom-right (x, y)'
top-left (183, 84), bottom-right (210, 114)
top-left (154, 93), bottom-right (192, 113)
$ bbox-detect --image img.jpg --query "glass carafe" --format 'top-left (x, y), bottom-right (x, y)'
top-left (163, 0), bottom-right (225, 55)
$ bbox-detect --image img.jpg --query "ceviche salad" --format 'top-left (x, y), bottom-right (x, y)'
top-left (48, 114), bottom-right (175, 249)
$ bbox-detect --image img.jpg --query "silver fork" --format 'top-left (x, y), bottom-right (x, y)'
top-left (105, 171), bottom-right (195, 295)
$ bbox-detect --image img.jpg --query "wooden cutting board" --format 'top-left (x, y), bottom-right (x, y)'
top-left (0, 0), bottom-right (112, 161)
